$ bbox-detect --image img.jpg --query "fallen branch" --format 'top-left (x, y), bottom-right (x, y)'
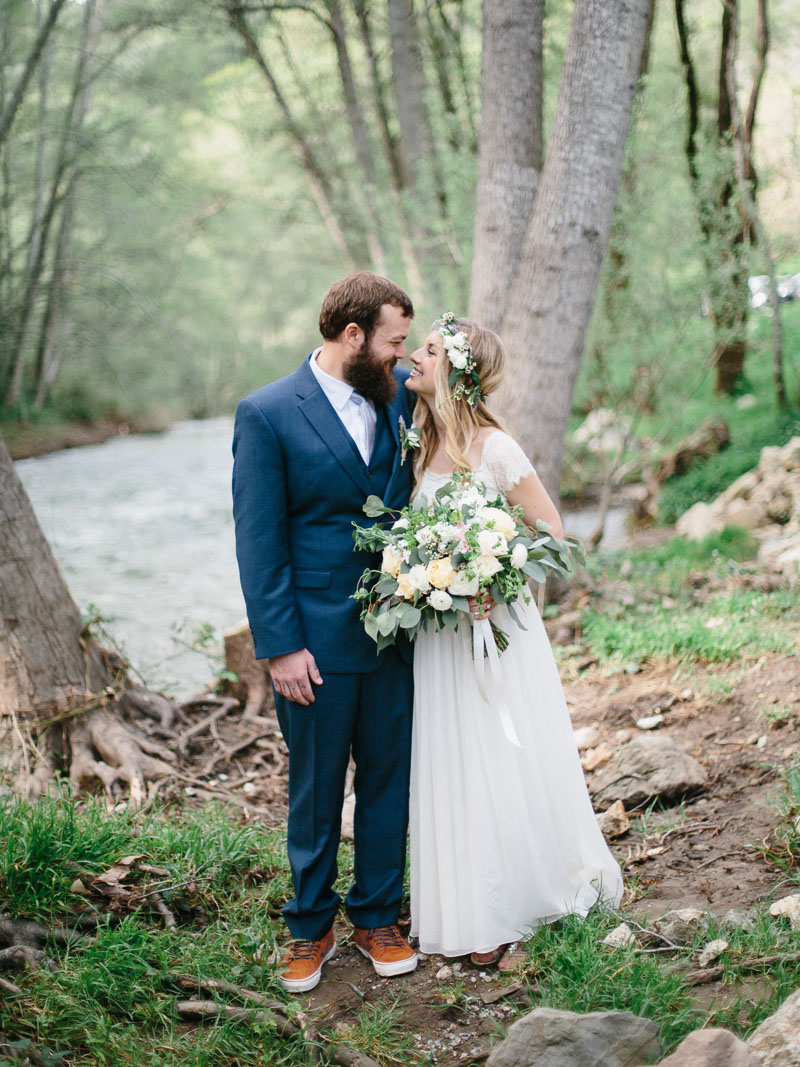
top-left (328, 1048), bottom-right (381, 1067)
top-left (150, 893), bottom-right (177, 930)
top-left (174, 973), bottom-right (288, 1012)
top-left (175, 998), bottom-right (299, 1037)
top-left (674, 951), bottom-right (800, 987)
top-left (0, 976), bottom-right (22, 995)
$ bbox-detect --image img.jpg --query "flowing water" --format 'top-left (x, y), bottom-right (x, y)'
top-left (15, 419), bottom-right (630, 697)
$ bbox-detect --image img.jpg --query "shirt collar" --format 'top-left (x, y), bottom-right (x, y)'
top-left (310, 348), bottom-right (356, 412)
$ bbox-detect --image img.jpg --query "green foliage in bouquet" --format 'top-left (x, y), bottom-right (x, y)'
top-left (352, 474), bottom-right (585, 652)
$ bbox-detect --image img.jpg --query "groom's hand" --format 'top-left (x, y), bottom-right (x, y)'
top-left (269, 649), bottom-right (323, 705)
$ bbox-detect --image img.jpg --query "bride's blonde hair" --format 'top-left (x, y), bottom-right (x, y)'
top-left (412, 319), bottom-right (507, 489)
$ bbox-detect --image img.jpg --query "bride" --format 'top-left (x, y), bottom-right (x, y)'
top-left (404, 314), bottom-right (623, 965)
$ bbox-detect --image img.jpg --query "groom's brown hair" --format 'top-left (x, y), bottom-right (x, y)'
top-left (319, 271), bottom-right (414, 342)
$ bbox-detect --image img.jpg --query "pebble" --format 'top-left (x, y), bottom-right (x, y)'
top-left (242, 781), bottom-right (256, 793)
top-left (698, 938), bottom-right (729, 967)
top-left (770, 893), bottom-right (800, 929)
top-left (573, 724), bottom-right (603, 750)
top-left (681, 688), bottom-right (694, 700)
top-left (582, 743), bottom-right (614, 771)
top-left (602, 922), bottom-right (637, 949)
top-left (615, 729), bottom-right (632, 743)
top-left (636, 713), bottom-right (664, 730)
top-left (435, 965), bottom-right (453, 981)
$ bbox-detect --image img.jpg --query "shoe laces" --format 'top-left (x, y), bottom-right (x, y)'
top-left (367, 925), bottom-right (406, 949)
top-left (287, 937), bottom-right (322, 960)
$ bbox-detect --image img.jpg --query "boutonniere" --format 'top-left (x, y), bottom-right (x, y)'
top-left (398, 415), bottom-right (420, 466)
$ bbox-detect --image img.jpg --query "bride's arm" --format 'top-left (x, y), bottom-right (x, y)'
top-left (506, 472), bottom-right (563, 538)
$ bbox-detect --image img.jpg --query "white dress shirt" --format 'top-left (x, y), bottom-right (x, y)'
top-left (309, 348), bottom-right (377, 465)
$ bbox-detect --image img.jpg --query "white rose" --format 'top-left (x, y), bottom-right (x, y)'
top-left (477, 529), bottom-right (507, 556)
top-left (442, 332), bottom-right (455, 350)
top-left (449, 569), bottom-right (479, 597)
top-left (475, 554), bottom-right (503, 579)
top-left (428, 589), bottom-right (453, 612)
top-left (510, 543), bottom-right (528, 569)
top-left (449, 348), bottom-right (468, 371)
top-left (407, 563), bottom-right (431, 595)
top-left (451, 331), bottom-right (467, 348)
top-left (481, 506), bottom-right (517, 538)
top-left (392, 517), bottom-right (409, 531)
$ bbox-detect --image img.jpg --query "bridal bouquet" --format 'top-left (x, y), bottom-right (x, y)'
top-left (352, 473), bottom-right (584, 653)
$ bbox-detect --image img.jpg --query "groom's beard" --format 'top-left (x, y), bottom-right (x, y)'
top-left (343, 339), bottom-right (397, 406)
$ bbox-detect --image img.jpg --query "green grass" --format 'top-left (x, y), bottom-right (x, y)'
top-left (581, 528), bottom-right (798, 670)
top-left (583, 587), bottom-right (797, 670)
top-left (5, 776), bottom-right (800, 1063)
top-left (518, 910), bottom-right (701, 1050)
top-left (658, 406), bottom-right (800, 523)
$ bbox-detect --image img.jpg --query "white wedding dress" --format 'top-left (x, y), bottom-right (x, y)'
top-left (409, 431), bottom-right (623, 957)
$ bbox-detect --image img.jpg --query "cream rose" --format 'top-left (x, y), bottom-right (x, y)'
top-left (381, 545), bottom-right (403, 578)
top-left (428, 589), bottom-right (453, 612)
top-left (448, 348), bottom-right (468, 371)
top-left (449, 569), bottom-right (479, 597)
top-left (481, 507), bottom-right (517, 539)
top-left (395, 571), bottom-right (415, 600)
top-left (475, 554), bottom-right (503, 579)
top-left (477, 529), bottom-right (507, 556)
top-left (510, 543), bottom-right (528, 569)
top-left (427, 555), bottom-right (456, 589)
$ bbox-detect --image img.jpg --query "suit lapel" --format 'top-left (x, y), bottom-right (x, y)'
top-left (381, 386), bottom-right (410, 506)
top-left (295, 358), bottom-right (372, 499)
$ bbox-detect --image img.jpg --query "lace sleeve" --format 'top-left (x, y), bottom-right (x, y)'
top-left (482, 432), bottom-right (536, 495)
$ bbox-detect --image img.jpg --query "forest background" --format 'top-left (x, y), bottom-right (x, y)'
top-left (1, 0), bottom-right (799, 509)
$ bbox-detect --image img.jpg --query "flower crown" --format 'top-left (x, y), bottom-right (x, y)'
top-left (434, 312), bottom-right (487, 408)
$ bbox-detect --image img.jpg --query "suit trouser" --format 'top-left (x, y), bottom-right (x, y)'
top-left (274, 646), bottom-right (414, 940)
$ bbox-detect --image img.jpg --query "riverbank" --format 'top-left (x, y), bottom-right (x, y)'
top-left (1, 413), bottom-right (172, 460)
top-left (2, 528), bottom-right (800, 1065)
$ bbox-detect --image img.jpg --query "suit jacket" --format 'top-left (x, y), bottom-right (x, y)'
top-left (232, 356), bottom-right (415, 673)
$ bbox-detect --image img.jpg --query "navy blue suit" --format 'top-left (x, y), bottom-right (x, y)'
top-left (232, 356), bottom-right (415, 938)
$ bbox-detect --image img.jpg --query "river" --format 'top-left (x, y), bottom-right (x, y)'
top-left (14, 419), bottom-right (629, 697)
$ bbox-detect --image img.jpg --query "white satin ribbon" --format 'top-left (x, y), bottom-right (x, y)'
top-left (472, 618), bottom-right (521, 748)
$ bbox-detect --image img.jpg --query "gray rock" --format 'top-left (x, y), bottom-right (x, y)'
top-left (720, 908), bottom-right (755, 932)
top-left (653, 1028), bottom-right (760, 1066)
top-left (653, 908), bottom-right (705, 946)
top-left (747, 986), bottom-right (800, 1065)
top-left (590, 736), bottom-right (707, 811)
top-left (486, 1006), bottom-right (660, 1067)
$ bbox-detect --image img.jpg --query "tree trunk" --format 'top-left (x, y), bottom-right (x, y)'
top-left (386, 0), bottom-right (426, 190)
top-left (499, 0), bottom-right (652, 501)
top-left (468, 0), bottom-right (543, 333)
top-left (0, 0), bottom-right (68, 148)
top-left (0, 438), bottom-right (176, 803)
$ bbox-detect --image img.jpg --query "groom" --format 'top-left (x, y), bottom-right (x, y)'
top-left (232, 272), bottom-right (417, 992)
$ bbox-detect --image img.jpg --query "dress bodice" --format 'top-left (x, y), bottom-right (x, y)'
top-left (415, 430), bottom-right (535, 506)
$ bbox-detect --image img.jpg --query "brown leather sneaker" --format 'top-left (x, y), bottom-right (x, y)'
top-left (277, 928), bottom-right (336, 992)
top-left (352, 925), bottom-right (418, 977)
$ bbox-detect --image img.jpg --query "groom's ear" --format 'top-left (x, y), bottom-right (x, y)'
top-left (343, 322), bottom-right (364, 350)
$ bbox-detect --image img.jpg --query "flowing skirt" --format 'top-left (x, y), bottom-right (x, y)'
top-left (409, 597), bottom-right (623, 957)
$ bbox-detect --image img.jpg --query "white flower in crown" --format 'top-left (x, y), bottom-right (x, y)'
top-left (448, 347), bottom-right (469, 370)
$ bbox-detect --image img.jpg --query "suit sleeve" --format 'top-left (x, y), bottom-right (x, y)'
top-left (232, 397), bottom-right (305, 660)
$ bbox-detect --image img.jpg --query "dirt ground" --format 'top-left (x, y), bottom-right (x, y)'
top-left (167, 639), bottom-right (799, 1064)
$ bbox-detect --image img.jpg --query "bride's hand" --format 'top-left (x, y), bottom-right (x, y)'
top-left (468, 592), bottom-right (494, 620)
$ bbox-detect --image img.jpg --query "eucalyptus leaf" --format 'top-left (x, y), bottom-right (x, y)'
top-left (398, 606), bottom-right (422, 629)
